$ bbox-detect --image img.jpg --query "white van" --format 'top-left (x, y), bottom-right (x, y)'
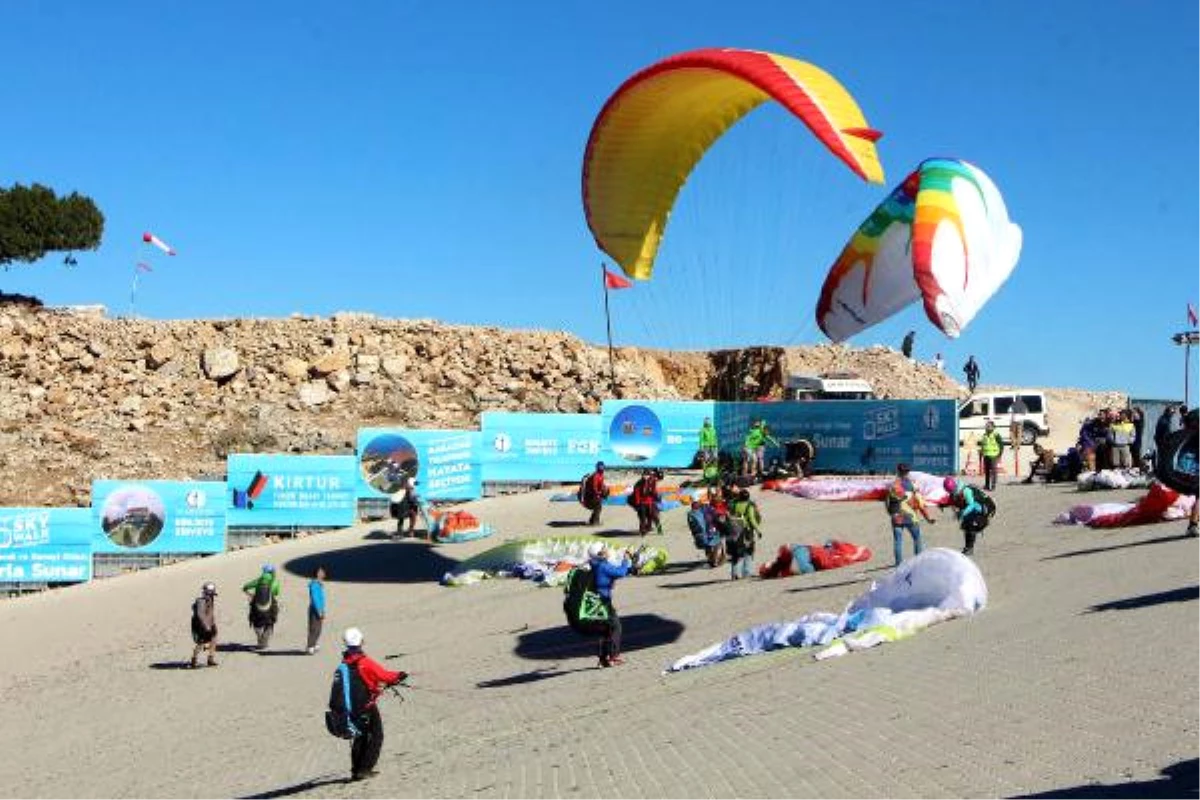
top-left (958, 390), bottom-right (1050, 445)
top-left (784, 372), bottom-right (876, 401)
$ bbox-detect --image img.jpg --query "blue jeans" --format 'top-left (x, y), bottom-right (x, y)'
top-left (892, 521), bottom-right (924, 566)
top-left (731, 554), bottom-right (753, 579)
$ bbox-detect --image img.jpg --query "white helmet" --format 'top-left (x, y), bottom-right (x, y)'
top-left (343, 627), bottom-right (364, 648)
top-left (587, 541), bottom-right (607, 559)
top-left (202, 582), bottom-right (217, 596)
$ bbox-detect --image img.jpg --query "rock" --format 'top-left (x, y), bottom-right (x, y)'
top-left (310, 350), bottom-right (351, 376)
top-left (147, 340), bottom-right (176, 369)
top-left (202, 347), bottom-right (240, 380)
top-left (298, 381), bottom-right (330, 407)
top-left (381, 354), bottom-right (409, 378)
top-left (279, 357), bottom-right (309, 382)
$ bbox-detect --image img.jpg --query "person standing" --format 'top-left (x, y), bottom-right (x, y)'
top-left (698, 417), bottom-right (719, 464)
top-left (943, 478), bottom-right (992, 556)
top-left (963, 356), bottom-right (981, 393)
top-left (588, 542), bottom-right (631, 667)
top-left (886, 463), bottom-right (935, 567)
top-left (190, 582), bottom-right (219, 668)
top-left (1108, 409), bottom-right (1136, 469)
top-left (339, 627), bottom-right (408, 782)
top-left (307, 566), bottom-right (327, 655)
top-left (978, 420), bottom-right (1004, 491)
top-left (741, 419), bottom-right (778, 480)
top-left (390, 475), bottom-right (421, 539)
top-left (901, 330), bottom-right (916, 359)
top-left (933, 352), bottom-right (944, 371)
top-left (630, 469), bottom-right (662, 535)
top-left (580, 462), bottom-right (609, 526)
top-left (243, 564), bottom-right (281, 649)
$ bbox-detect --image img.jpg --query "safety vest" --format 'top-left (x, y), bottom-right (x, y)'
top-left (980, 431), bottom-right (1002, 458)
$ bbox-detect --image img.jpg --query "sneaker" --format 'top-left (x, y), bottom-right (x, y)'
top-left (608, 656), bottom-right (626, 666)
top-left (351, 770), bottom-right (379, 782)
top-left (306, 647), bottom-right (316, 655)
top-left (598, 658), bottom-right (611, 668)
top-left (1188, 524), bottom-right (1199, 538)
top-left (962, 547), bottom-right (974, 556)
top-left (206, 658), bottom-right (218, 667)
top-left (188, 659), bottom-right (198, 669)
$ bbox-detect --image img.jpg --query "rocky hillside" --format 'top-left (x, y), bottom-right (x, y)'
top-left (0, 301), bottom-right (1124, 506)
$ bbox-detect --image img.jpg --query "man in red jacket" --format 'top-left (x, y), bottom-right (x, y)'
top-left (341, 627), bottom-right (408, 782)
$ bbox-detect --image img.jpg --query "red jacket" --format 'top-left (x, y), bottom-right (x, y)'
top-left (343, 650), bottom-right (406, 707)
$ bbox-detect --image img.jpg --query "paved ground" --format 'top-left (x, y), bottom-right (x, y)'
top-left (0, 475), bottom-right (1196, 798)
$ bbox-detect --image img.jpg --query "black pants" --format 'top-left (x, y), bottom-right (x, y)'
top-left (599, 599), bottom-right (622, 661)
top-left (982, 455), bottom-right (998, 491)
top-left (351, 705), bottom-right (384, 777)
top-left (587, 502), bottom-right (601, 526)
top-left (307, 610), bottom-right (323, 650)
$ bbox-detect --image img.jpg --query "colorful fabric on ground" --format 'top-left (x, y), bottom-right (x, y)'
top-left (1054, 481), bottom-right (1194, 527)
top-left (770, 471), bottom-right (950, 505)
top-left (665, 548), bottom-right (984, 673)
top-left (758, 540), bottom-right (872, 578)
top-left (442, 536), bottom-right (668, 587)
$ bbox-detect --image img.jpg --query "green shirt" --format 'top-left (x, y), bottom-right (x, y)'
top-left (699, 424), bottom-right (718, 449)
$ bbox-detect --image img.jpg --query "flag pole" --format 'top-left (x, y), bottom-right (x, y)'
top-left (602, 262), bottom-right (617, 396)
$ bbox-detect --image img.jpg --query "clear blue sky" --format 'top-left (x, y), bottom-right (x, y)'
top-left (2, 1), bottom-right (1196, 400)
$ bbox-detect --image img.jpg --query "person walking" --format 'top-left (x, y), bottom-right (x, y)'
top-left (190, 582), bottom-right (219, 668)
top-left (978, 420), bottom-right (1004, 491)
top-left (243, 564), bottom-right (281, 649)
top-left (580, 462), bottom-right (609, 526)
top-left (390, 475), bottom-right (421, 539)
top-left (886, 463), bottom-right (935, 567)
top-left (339, 627), bottom-right (408, 782)
top-left (943, 478), bottom-right (993, 556)
top-left (587, 542), bottom-right (631, 667)
top-left (307, 566), bottom-right (327, 655)
top-left (630, 469), bottom-right (663, 535)
top-left (901, 330), bottom-right (916, 359)
top-left (963, 356), bottom-right (981, 393)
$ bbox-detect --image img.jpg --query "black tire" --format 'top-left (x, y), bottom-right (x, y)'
top-left (1020, 424), bottom-right (1038, 446)
top-left (1155, 428), bottom-right (1198, 495)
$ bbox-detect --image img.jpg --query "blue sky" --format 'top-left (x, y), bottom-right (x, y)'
top-left (2, 1), bottom-right (1196, 400)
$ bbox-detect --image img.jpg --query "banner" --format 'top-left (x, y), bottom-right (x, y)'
top-left (0, 508), bottom-right (92, 583)
top-left (357, 429), bottom-right (482, 501)
top-left (480, 412), bottom-right (603, 482)
top-left (91, 480), bottom-right (227, 554)
top-left (227, 454), bottom-right (357, 527)
top-left (599, 400), bottom-right (717, 468)
top-left (717, 400), bottom-right (958, 475)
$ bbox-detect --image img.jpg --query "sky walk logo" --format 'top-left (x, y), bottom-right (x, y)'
top-left (0, 511), bottom-right (52, 549)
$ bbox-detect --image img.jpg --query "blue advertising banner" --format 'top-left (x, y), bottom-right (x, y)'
top-left (91, 480), bottom-right (227, 554)
top-left (716, 400), bottom-right (958, 475)
top-left (227, 454), bottom-right (357, 528)
top-left (0, 508), bottom-right (92, 583)
top-left (600, 400), bottom-right (718, 469)
top-left (357, 429), bottom-right (482, 501)
top-left (480, 412), bottom-right (603, 483)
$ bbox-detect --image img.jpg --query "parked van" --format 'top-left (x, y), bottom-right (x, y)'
top-left (958, 390), bottom-right (1050, 445)
top-left (784, 372), bottom-right (876, 401)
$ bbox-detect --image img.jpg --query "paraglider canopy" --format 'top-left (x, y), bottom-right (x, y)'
top-left (583, 47), bottom-right (885, 282)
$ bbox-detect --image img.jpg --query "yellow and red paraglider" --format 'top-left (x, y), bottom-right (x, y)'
top-left (582, 48), bottom-right (886, 281)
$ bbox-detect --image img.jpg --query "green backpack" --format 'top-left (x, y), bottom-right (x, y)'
top-left (562, 566), bottom-right (610, 635)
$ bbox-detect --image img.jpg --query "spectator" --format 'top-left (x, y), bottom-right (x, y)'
top-left (1108, 409), bottom-right (1136, 469)
top-left (307, 566), bottom-right (327, 655)
top-left (932, 352), bottom-right (944, 371)
top-left (963, 356), bottom-right (981, 393)
top-left (901, 330), bottom-right (916, 359)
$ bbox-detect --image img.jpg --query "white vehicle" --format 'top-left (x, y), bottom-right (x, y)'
top-left (958, 390), bottom-right (1050, 445)
top-left (784, 372), bottom-right (876, 401)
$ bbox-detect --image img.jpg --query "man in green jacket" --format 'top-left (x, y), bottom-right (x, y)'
top-left (243, 564), bottom-right (282, 649)
top-left (698, 417), bottom-right (719, 463)
top-left (741, 419), bottom-right (778, 480)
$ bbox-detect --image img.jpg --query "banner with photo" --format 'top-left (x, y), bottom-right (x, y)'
top-left (480, 412), bottom-right (604, 483)
top-left (227, 454), bottom-right (357, 527)
top-left (91, 480), bottom-right (227, 554)
top-left (0, 508), bottom-right (93, 583)
top-left (599, 400), bottom-right (717, 469)
top-left (716, 400), bottom-right (958, 475)
top-left (356, 429), bottom-right (482, 501)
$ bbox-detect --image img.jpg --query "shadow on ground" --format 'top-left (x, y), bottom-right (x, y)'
top-left (1010, 757), bottom-right (1198, 798)
top-left (786, 577), bottom-right (867, 594)
top-left (476, 665), bottom-right (595, 688)
top-left (1043, 534), bottom-right (1191, 561)
top-left (240, 772), bottom-right (352, 799)
top-left (284, 534), bottom-right (460, 584)
top-left (514, 613), bottom-right (685, 661)
top-left (1084, 585), bottom-right (1198, 614)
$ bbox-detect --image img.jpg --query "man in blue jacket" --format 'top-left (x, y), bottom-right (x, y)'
top-left (307, 565), bottom-right (327, 654)
top-left (588, 541), bottom-right (631, 667)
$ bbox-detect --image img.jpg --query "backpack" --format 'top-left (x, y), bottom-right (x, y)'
top-left (562, 566), bottom-right (610, 636)
top-left (325, 662), bottom-right (371, 739)
top-left (578, 472), bottom-right (597, 507)
top-left (252, 579), bottom-right (274, 613)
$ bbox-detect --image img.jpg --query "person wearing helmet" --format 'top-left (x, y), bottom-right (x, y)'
top-left (587, 541), bottom-right (631, 667)
top-left (340, 627), bottom-right (408, 781)
top-left (944, 477), bottom-right (993, 556)
top-left (242, 564), bottom-right (281, 649)
top-left (189, 582), bottom-right (219, 668)
top-left (630, 470), bottom-right (663, 535)
top-left (580, 462), bottom-right (609, 527)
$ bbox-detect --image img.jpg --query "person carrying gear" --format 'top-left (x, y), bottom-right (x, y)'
top-left (588, 541), bottom-right (631, 667)
top-left (886, 463), bottom-right (936, 566)
top-left (243, 564), bottom-right (281, 649)
top-left (944, 477), bottom-right (995, 556)
top-left (190, 582), bottom-right (219, 668)
top-left (698, 417), bottom-right (719, 463)
top-left (338, 627), bottom-right (408, 782)
top-left (630, 469), bottom-right (663, 535)
top-left (579, 462), bottom-right (609, 527)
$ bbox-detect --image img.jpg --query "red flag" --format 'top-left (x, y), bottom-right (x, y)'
top-left (1188, 303), bottom-right (1198, 327)
top-left (603, 268), bottom-right (632, 290)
